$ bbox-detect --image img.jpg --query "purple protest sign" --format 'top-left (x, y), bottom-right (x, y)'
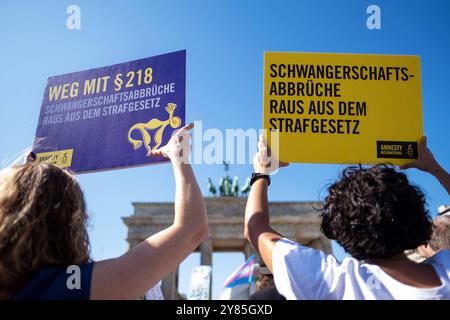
top-left (33, 50), bottom-right (186, 173)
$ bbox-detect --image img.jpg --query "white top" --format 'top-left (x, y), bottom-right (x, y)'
top-left (145, 281), bottom-right (164, 300)
top-left (272, 238), bottom-right (450, 300)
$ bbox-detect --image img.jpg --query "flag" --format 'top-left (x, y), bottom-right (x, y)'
top-left (219, 255), bottom-right (256, 300)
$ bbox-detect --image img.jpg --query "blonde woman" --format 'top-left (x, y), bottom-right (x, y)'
top-left (0, 123), bottom-right (208, 299)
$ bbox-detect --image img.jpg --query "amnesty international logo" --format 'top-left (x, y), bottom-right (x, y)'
top-left (35, 149), bottom-right (74, 168)
top-left (127, 103), bottom-right (181, 152)
top-left (376, 141), bottom-right (418, 159)
top-left (407, 144), bottom-right (414, 157)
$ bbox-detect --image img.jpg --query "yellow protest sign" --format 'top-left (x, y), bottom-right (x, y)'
top-left (263, 52), bottom-right (423, 165)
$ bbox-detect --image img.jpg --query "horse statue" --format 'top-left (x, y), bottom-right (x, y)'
top-left (207, 178), bottom-right (217, 196)
top-left (241, 177), bottom-right (251, 196)
top-left (231, 176), bottom-right (239, 197)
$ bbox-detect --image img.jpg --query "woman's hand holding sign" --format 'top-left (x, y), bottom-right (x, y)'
top-left (400, 136), bottom-right (439, 172)
top-left (400, 136), bottom-right (450, 195)
top-left (253, 134), bottom-right (289, 175)
top-left (147, 123), bottom-right (193, 165)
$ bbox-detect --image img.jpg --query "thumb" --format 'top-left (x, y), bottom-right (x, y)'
top-left (147, 147), bottom-right (168, 158)
top-left (419, 136), bottom-right (428, 153)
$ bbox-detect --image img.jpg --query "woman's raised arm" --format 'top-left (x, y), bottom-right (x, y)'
top-left (90, 123), bottom-right (208, 300)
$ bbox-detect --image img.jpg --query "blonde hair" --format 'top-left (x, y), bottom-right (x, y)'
top-left (0, 162), bottom-right (90, 293)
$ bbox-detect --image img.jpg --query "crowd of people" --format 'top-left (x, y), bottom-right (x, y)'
top-left (0, 123), bottom-right (449, 299)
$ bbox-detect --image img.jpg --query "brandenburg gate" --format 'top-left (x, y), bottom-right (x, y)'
top-left (122, 197), bottom-right (332, 299)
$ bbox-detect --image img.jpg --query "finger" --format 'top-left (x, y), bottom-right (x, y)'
top-left (257, 153), bottom-right (269, 167)
top-left (178, 137), bottom-right (192, 150)
top-left (177, 122), bottom-right (194, 135)
top-left (174, 142), bottom-right (192, 163)
top-left (258, 134), bottom-right (268, 149)
top-left (259, 145), bottom-right (270, 163)
top-left (259, 133), bottom-right (267, 144)
top-left (147, 147), bottom-right (167, 158)
top-left (279, 161), bottom-right (290, 168)
top-left (420, 136), bottom-right (428, 153)
top-left (146, 149), bottom-right (157, 157)
top-left (258, 140), bottom-right (273, 159)
top-left (183, 122), bottom-right (194, 131)
top-left (182, 133), bottom-right (192, 141)
top-left (176, 132), bottom-right (192, 145)
top-left (258, 140), bottom-right (267, 153)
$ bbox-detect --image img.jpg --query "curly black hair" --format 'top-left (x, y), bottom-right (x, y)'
top-left (320, 165), bottom-right (432, 260)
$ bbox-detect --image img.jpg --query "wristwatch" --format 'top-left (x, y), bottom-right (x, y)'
top-left (250, 173), bottom-right (271, 186)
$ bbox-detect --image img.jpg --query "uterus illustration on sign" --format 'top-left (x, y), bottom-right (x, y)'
top-left (127, 103), bottom-right (182, 152)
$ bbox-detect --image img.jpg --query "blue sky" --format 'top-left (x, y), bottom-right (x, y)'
top-left (0, 0), bottom-right (449, 299)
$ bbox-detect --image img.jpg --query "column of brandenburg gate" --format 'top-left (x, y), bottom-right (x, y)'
top-left (122, 197), bottom-right (332, 299)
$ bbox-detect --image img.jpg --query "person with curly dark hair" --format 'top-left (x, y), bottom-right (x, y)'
top-left (244, 135), bottom-right (450, 299)
top-left (320, 165), bottom-right (433, 261)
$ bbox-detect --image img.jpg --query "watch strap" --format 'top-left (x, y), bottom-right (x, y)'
top-left (250, 173), bottom-right (271, 186)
